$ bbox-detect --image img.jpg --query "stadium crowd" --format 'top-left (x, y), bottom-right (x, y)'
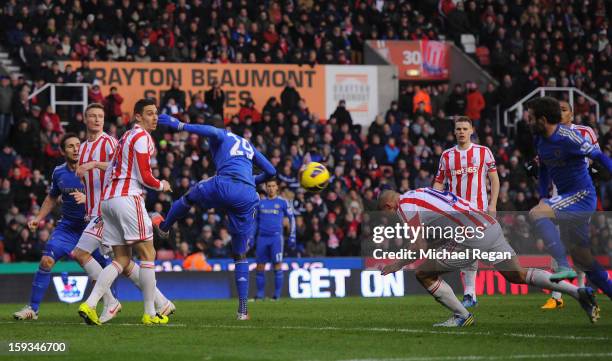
top-left (0, 0), bottom-right (610, 263)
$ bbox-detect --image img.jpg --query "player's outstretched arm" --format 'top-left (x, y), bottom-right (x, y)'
top-left (158, 114), bottom-right (224, 141)
top-left (588, 149), bottom-right (612, 174)
top-left (28, 194), bottom-right (59, 232)
top-left (253, 150), bottom-right (277, 185)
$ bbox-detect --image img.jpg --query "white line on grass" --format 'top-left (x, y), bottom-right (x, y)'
top-left (0, 321), bottom-right (187, 327)
top-left (194, 324), bottom-right (611, 342)
top-left (329, 352), bottom-right (612, 361)
top-left (2, 321), bottom-right (608, 342)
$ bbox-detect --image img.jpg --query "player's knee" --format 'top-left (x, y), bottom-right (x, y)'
top-left (273, 263), bottom-right (282, 270)
top-left (528, 206), bottom-right (543, 221)
top-left (122, 261), bottom-right (135, 276)
top-left (256, 263), bottom-right (266, 272)
top-left (415, 270), bottom-right (434, 284)
top-left (40, 256), bottom-right (55, 270)
top-left (72, 248), bottom-right (90, 265)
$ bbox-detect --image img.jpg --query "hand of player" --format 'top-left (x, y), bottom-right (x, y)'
top-left (288, 237), bottom-right (297, 250)
top-left (76, 162), bottom-right (97, 178)
top-left (380, 262), bottom-right (404, 276)
top-left (71, 191), bottom-right (87, 204)
top-left (487, 206), bottom-right (497, 218)
top-left (27, 219), bottom-right (40, 233)
top-left (161, 180), bottom-right (173, 192)
top-left (158, 114), bottom-right (182, 130)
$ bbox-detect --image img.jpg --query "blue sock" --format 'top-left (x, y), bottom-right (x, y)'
top-left (256, 271), bottom-right (265, 299)
top-left (534, 218), bottom-right (570, 269)
top-left (274, 269), bottom-right (283, 299)
top-left (30, 267), bottom-right (51, 312)
top-left (235, 260), bottom-right (249, 314)
top-left (585, 261), bottom-right (612, 299)
top-left (160, 197), bottom-right (191, 232)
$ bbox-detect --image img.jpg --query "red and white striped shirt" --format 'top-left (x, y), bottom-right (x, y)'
top-left (78, 133), bottom-right (118, 217)
top-left (571, 124), bottom-right (598, 147)
top-left (102, 124), bottom-right (162, 200)
top-left (397, 188), bottom-right (496, 230)
top-left (434, 144), bottom-right (496, 211)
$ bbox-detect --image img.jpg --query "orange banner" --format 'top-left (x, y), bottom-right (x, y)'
top-left (66, 62), bottom-right (326, 120)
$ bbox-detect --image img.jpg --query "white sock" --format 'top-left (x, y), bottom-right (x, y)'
top-left (462, 268), bottom-right (477, 299)
top-left (551, 291), bottom-right (562, 300)
top-left (83, 257), bottom-right (117, 306)
top-left (86, 261), bottom-right (122, 309)
top-left (577, 271), bottom-right (586, 288)
top-left (427, 279), bottom-right (470, 318)
top-left (526, 268), bottom-right (578, 299)
top-left (140, 261), bottom-right (156, 316)
top-left (126, 262), bottom-right (169, 309)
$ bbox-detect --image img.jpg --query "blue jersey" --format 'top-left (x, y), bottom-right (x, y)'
top-left (209, 130), bottom-right (258, 186)
top-left (49, 163), bottom-right (86, 223)
top-left (537, 125), bottom-right (597, 195)
top-left (257, 197), bottom-right (296, 238)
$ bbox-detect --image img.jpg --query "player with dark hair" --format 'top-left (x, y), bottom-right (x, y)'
top-left (13, 133), bottom-right (107, 320)
top-left (526, 96), bottom-right (612, 303)
top-left (253, 178), bottom-right (296, 300)
top-left (78, 98), bottom-right (173, 325)
top-left (155, 113), bottom-right (277, 320)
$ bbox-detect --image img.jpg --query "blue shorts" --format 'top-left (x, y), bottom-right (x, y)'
top-left (545, 188), bottom-right (596, 247)
top-left (185, 176), bottom-right (259, 255)
top-left (43, 220), bottom-right (86, 261)
top-left (544, 188), bottom-right (597, 221)
top-left (256, 234), bottom-right (284, 264)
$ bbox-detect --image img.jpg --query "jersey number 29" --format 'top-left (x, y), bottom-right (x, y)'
top-left (228, 133), bottom-right (254, 160)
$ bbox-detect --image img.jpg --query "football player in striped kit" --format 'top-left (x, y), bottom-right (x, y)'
top-left (72, 103), bottom-right (174, 323)
top-left (78, 99), bottom-right (173, 325)
top-left (433, 116), bottom-right (499, 308)
top-left (378, 188), bottom-right (599, 327)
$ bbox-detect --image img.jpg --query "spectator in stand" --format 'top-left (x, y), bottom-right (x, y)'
top-left (0, 76), bottom-right (14, 145)
top-left (281, 78), bottom-right (301, 114)
top-left (237, 98), bottom-right (262, 123)
top-left (446, 83), bottom-right (467, 116)
top-left (162, 80), bottom-right (187, 110)
top-left (305, 231), bottom-right (326, 257)
top-left (204, 80), bottom-right (225, 117)
top-left (162, 97), bottom-right (184, 116)
top-left (413, 85), bottom-right (432, 115)
top-left (87, 84), bottom-right (104, 104)
top-left (330, 100), bottom-right (353, 128)
top-left (103, 86), bottom-right (124, 123)
top-left (466, 82), bottom-right (486, 124)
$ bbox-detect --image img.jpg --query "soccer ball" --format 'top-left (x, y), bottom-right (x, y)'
top-left (300, 162), bottom-right (330, 193)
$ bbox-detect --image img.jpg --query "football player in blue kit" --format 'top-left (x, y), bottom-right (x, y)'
top-left (254, 178), bottom-right (296, 300)
top-left (527, 97), bottom-right (612, 317)
top-left (13, 133), bottom-right (113, 320)
top-left (156, 114), bottom-right (276, 320)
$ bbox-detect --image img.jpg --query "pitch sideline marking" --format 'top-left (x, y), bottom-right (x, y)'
top-left (329, 352), bottom-right (612, 361)
top-left (2, 321), bottom-right (609, 342)
top-left (194, 324), bottom-right (610, 341)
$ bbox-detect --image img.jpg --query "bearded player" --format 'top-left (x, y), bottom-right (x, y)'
top-left (539, 99), bottom-right (603, 309)
top-left (72, 103), bottom-right (175, 323)
top-left (378, 188), bottom-right (599, 327)
top-left (527, 96), bottom-right (612, 307)
top-left (433, 116), bottom-right (499, 308)
top-left (155, 113), bottom-right (277, 320)
top-left (78, 99), bottom-right (173, 325)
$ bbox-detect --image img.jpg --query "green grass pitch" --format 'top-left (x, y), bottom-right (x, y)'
top-left (1, 295), bottom-right (611, 361)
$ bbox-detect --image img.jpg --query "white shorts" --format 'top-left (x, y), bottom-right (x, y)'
top-left (101, 195), bottom-right (153, 246)
top-left (75, 216), bottom-right (104, 253)
top-left (436, 223), bottom-right (516, 270)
